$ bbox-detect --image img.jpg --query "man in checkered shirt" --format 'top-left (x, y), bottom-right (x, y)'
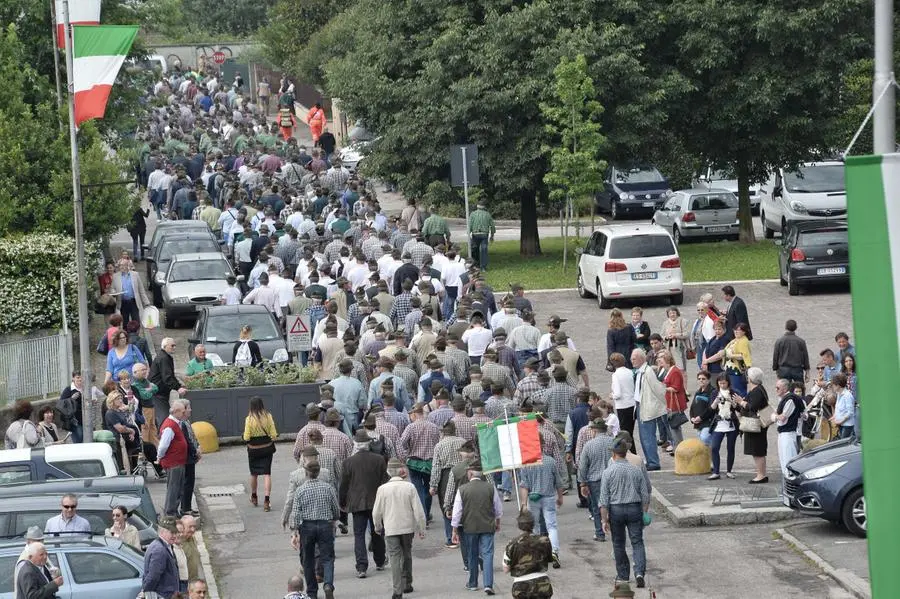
top-left (533, 409), bottom-right (569, 490)
top-left (389, 280), bottom-right (415, 329)
top-left (543, 368), bottom-right (576, 430)
top-left (450, 399), bottom-right (476, 442)
top-left (293, 404), bottom-right (327, 459)
top-left (392, 350), bottom-right (420, 402)
top-left (480, 349), bottom-right (515, 395)
top-left (361, 230), bottom-right (387, 261)
top-left (405, 233), bottom-right (435, 270)
top-left (397, 403), bottom-right (441, 523)
top-left (289, 461), bottom-right (339, 599)
top-left (513, 357), bottom-right (543, 406)
top-left (428, 420), bottom-right (467, 547)
top-left (381, 391), bottom-right (410, 434)
top-left (321, 409), bottom-right (353, 462)
top-left (305, 428), bottom-right (342, 494)
top-left (323, 234), bottom-right (348, 266)
top-left (434, 335), bottom-right (471, 391)
top-left (323, 160), bottom-right (351, 193)
top-left (485, 382), bottom-right (514, 420)
top-left (462, 366), bottom-right (485, 405)
top-left (390, 223), bottom-right (412, 251)
top-left (366, 405), bottom-right (401, 448)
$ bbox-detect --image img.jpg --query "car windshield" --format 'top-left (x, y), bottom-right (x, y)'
top-left (615, 167), bottom-right (665, 184)
top-left (158, 239), bottom-right (218, 261)
top-left (608, 235), bottom-right (676, 259)
top-left (691, 193), bottom-right (737, 210)
top-left (784, 164), bottom-right (845, 193)
top-left (206, 312), bottom-right (280, 343)
top-left (709, 169), bottom-right (736, 180)
top-left (169, 259), bottom-right (232, 282)
top-left (799, 230), bottom-right (848, 246)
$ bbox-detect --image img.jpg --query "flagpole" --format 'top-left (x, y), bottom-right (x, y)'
top-left (503, 407), bottom-right (522, 512)
top-left (62, 0), bottom-right (95, 440)
top-left (49, 0), bottom-right (64, 121)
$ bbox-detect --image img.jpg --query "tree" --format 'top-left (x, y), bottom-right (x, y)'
top-left (663, 0), bottom-right (871, 242)
top-left (541, 54), bottom-right (607, 261)
top-left (259, 0), bottom-right (353, 78)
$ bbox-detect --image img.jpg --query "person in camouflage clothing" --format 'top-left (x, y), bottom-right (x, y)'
top-left (503, 510), bottom-right (553, 598)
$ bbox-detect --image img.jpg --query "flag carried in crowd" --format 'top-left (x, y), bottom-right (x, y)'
top-left (477, 412), bottom-right (542, 473)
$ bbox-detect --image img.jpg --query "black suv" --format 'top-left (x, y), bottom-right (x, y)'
top-left (778, 220), bottom-right (849, 295)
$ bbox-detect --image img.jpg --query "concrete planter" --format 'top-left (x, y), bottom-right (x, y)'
top-left (186, 383), bottom-right (321, 438)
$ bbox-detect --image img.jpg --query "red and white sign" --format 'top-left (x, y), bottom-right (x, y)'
top-left (212, 51), bottom-right (226, 65)
top-left (55, 0), bottom-right (101, 49)
top-left (286, 314), bottom-right (311, 352)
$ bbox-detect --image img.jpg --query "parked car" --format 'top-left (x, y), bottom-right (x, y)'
top-left (144, 219), bottom-right (210, 255)
top-left (147, 231), bottom-right (221, 307)
top-left (759, 160), bottom-right (846, 238)
top-left (576, 224), bottom-right (683, 308)
top-left (777, 221), bottom-right (849, 296)
top-left (651, 189), bottom-right (739, 244)
top-left (694, 167), bottom-right (764, 213)
top-left (783, 437), bottom-right (864, 537)
top-left (0, 444), bottom-right (118, 484)
top-left (0, 476), bottom-right (159, 525)
top-left (189, 304), bottom-right (289, 363)
top-left (162, 252), bottom-right (236, 328)
top-left (0, 493), bottom-right (157, 550)
top-left (595, 165), bottom-right (673, 220)
top-left (0, 535), bottom-right (145, 598)
top-left (339, 139), bottom-right (375, 173)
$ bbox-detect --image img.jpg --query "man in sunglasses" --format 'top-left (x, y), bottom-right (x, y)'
top-left (44, 494), bottom-right (91, 536)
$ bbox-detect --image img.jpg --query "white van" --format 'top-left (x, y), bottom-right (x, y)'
top-left (0, 443), bottom-right (118, 483)
top-left (758, 161), bottom-right (846, 238)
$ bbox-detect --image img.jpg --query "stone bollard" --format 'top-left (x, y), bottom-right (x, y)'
top-left (674, 437), bottom-right (712, 475)
top-left (192, 421), bottom-right (220, 454)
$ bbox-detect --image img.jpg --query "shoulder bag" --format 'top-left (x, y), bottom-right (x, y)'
top-left (667, 410), bottom-right (689, 429)
top-left (738, 415), bottom-right (762, 433)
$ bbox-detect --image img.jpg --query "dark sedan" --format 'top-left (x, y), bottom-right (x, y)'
top-left (783, 438), bottom-right (865, 536)
top-left (778, 221), bottom-right (849, 296)
top-left (188, 305), bottom-right (289, 364)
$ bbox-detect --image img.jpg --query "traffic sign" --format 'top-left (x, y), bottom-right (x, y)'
top-left (212, 51), bottom-right (226, 65)
top-left (286, 314), bottom-right (311, 352)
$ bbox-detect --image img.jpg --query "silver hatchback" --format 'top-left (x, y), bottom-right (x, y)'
top-left (652, 189), bottom-right (739, 244)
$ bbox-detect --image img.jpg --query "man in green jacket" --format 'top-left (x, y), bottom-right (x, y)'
top-left (467, 203), bottom-right (496, 271)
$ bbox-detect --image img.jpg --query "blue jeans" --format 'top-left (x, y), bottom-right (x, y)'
top-left (300, 520), bottom-right (335, 596)
top-left (697, 339), bottom-right (707, 369)
top-left (609, 502), bottom-right (646, 581)
top-left (656, 416), bottom-right (669, 445)
top-left (698, 427), bottom-right (712, 446)
top-left (443, 512), bottom-right (454, 544)
top-left (635, 404), bottom-right (661, 469)
top-left (72, 424), bottom-right (84, 444)
top-left (515, 349), bottom-right (539, 370)
top-left (528, 496), bottom-right (559, 553)
top-left (408, 468), bottom-right (432, 521)
top-left (586, 480), bottom-right (605, 538)
top-left (710, 429), bottom-right (738, 474)
top-left (471, 234), bottom-right (490, 271)
top-left (465, 532), bottom-right (495, 589)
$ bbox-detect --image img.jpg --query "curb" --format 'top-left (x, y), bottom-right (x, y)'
top-left (774, 527), bottom-right (871, 599)
top-left (651, 487), bottom-right (799, 527)
top-left (194, 498), bottom-right (222, 599)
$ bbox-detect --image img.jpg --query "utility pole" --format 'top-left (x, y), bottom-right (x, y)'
top-left (873, 0), bottom-right (895, 154)
top-left (62, 0), bottom-right (95, 439)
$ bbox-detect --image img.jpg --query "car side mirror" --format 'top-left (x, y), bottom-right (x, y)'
top-left (575, 248), bottom-right (583, 255)
top-left (773, 187), bottom-right (783, 199)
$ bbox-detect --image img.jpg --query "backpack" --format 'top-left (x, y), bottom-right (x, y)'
top-left (368, 434), bottom-right (388, 458)
top-left (235, 341), bottom-right (253, 366)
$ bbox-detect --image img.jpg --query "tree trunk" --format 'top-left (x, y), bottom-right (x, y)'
top-left (737, 160), bottom-right (756, 244)
top-left (520, 190), bottom-right (542, 256)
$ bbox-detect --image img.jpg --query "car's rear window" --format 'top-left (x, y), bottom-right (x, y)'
top-left (799, 230), bottom-right (847, 246)
top-left (159, 238), bottom-right (218, 260)
top-left (691, 193), bottom-right (737, 210)
top-left (52, 459), bottom-right (106, 479)
top-left (608, 235), bottom-right (676, 259)
top-left (206, 312), bottom-right (280, 343)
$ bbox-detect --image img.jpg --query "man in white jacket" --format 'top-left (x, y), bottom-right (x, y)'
top-left (633, 349), bottom-right (666, 471)
top-left (373, 458), bottom-right (427, 599)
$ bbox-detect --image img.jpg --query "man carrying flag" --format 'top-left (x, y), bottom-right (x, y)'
top-left (517, 435), bottom-right (565, 569)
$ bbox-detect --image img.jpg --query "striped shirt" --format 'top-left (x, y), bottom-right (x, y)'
top-left (577, 434), bottom-right (617, 483)
top-left (598, 459), bottom-right (651, 507)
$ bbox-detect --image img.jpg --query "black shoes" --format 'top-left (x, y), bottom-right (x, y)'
top-left (636, 574), bottom-right (646, 588)
top-left (749, 477), bottom-right (769, 484)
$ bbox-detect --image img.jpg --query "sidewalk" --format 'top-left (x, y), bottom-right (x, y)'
top-left (776, 521), bottom-right (871, 598)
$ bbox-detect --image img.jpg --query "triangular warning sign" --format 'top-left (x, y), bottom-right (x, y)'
top-left (289, 317), bottom-right (309, 334)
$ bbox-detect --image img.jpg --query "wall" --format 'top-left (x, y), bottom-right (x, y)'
top-left (150, 42), bottom-right (257, 71)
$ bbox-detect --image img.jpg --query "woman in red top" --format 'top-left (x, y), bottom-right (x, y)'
top-left (657, 350), bottom-right (688, 454)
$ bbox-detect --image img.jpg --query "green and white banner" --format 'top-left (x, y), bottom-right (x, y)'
top-left (845, 153), bottom-right (900, 597)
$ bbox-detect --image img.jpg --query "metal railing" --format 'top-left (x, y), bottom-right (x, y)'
top-left (0, 332), bottom-right (73, 403)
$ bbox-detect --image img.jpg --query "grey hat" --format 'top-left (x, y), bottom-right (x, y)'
top-left (25, 526), bottom-right (44, 541)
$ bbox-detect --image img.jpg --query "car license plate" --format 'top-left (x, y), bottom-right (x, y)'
top-left (783, 494), bottom-right (791, 508)
top-left (643, 201), bottom-right (655, 207)
top-left (706, 226), bottom-right (729, 233)
top-left (817, 267), bottom-right (846, 275)
top-left (631, 272), bottom-right (658, 281)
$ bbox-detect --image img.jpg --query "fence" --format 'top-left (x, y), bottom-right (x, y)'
top-left (0, 332), bottom-right (73, 404)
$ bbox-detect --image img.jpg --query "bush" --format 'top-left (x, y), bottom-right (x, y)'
top-left (184, 363), bottom-right (321, 389)
top-left (0, 234), bottom-right (100, 334)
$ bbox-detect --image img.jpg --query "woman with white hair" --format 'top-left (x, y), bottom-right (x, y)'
top-left (733, 366), bottom-right (769, 483)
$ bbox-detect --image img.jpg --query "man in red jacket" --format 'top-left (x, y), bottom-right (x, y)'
top-left (157, 400), bottom-right (189, 517)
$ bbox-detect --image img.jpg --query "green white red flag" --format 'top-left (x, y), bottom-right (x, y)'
top-left (55, 0), bottom-right (101, 49)
top-left (72, 25), bottom-right (138, 127)
top-left (476, 413), bottom-right (542, 473)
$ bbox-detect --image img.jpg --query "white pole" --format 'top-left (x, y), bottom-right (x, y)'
top-left (503, 407), bottom-right (522, 512)
top-left (59, 272), bottom-right (69, 335)
top-left (874, 0), bottom-right (896, 154)
top-left (462, 146), bottom-right (471, 260)
top-left (62, 0), bottom-right (94, 438)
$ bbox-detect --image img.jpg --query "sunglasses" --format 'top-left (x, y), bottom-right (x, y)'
top-left (62, 505), bottom-right (76, 510)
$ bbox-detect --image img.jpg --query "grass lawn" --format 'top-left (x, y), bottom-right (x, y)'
top-left (462, 237), bottom-right (780, 290)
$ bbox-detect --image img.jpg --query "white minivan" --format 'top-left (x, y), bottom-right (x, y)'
top-left (0, 443), bottom-right (118, 484)
top-left (758, 161), bottom-right (846, 238)
top-left (576, 224), bottom-right (684, 309)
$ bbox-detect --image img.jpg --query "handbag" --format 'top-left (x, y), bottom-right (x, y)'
top-left (667, 411), bottom-right (688, 429)
top-left (96, 333), bottom-right (110, 355)
top-left (739, 415), bottom-right (762, 433)
top-left (758, 404), bottom-right (775, 429)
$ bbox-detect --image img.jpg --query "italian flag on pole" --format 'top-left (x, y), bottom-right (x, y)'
top-left (476, 413), bottom-right (542, 473)
top-left (845, 154), bottom-right (900, 596)
top-left (72, 25), bottom-right (138, 127)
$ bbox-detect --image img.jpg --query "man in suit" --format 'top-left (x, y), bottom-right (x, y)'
top-left (149, 338), bottom-right (186, 430)
top-left (721, 284), bottom-right (752, 340)
top-left (142, 517), bottom-right (180, 598)
top-left (111, 261), bottom-right (151, 328)
top-left (15, 538), bottom-right (61, 599)
top-left (339, 429), bottom-right (390, 578)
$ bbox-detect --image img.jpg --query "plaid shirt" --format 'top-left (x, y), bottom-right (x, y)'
top-left (373, 417), bottom-right (401, 448)
top-left (407, 242), bottom-right (434, 270)
top-left (382, 407), bottom-right (410, 435)
top-left (513, 373), bottom-right (542, 405)
top-left (451, 413), bottom-right (477, 442)
top-left (437, 348), bottom-right (470, 388)
top-left (426, 405), bottom-right (455, 428)
top-left (276, 238), bottom-right (300, 267)
top-left (508, 324), bottom-right (541, 351)
top-left (518, 454), bottom-right (563, 497)
top-left (397, 418), bottom-right (441, 461)
top-left (279, 206), bottom-right (294, 222)
top-left (468, 208), bottom-right (495, 236)
top-left (290, 478), bottom-right (340, 528)
top-left (324, 239), bottom-right (345, 265)
top-left (485, 395), bottom-right (514, 420)
top-left (323, 167), bottom-right (351, 193)
top-left (394, 364), bottom-right (420, 400)
top-left (361, 236), bottom-right (385, 261)
top-left (574, 426), bottom-right (598, 463)
top-left (429, 435), bottom-right (467, 491)
top-left (492, 344), bottom-right (521, 381)
top-left (599, 459), bottom-right (651, 507)
top-left (191, 204), bottom-right (204, 220)
top-left (470, 413), bottom-right (494, 431)
top-left (344, 225), bottom-right (363, 248)
top-left (389, 292), bottom-right (414, 327)
top-left (481, 362), bottom-right (515, 393)
top-left (322, 426), bottom-right (353, 462)
top-left (462, 382), bottom-right (483, 404)
top-left (391, 230), bottom-right (412, 250)
top-left (577, 433), bottom-right (617, 483)
top-left (543, 382), bottom-right (576, 425)
top-left (538, 419), bottom-right (568, 480)
top-left (293, 421), bottom-right (326, 459)
top-left (311, 445), bottom-right (342, 491)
